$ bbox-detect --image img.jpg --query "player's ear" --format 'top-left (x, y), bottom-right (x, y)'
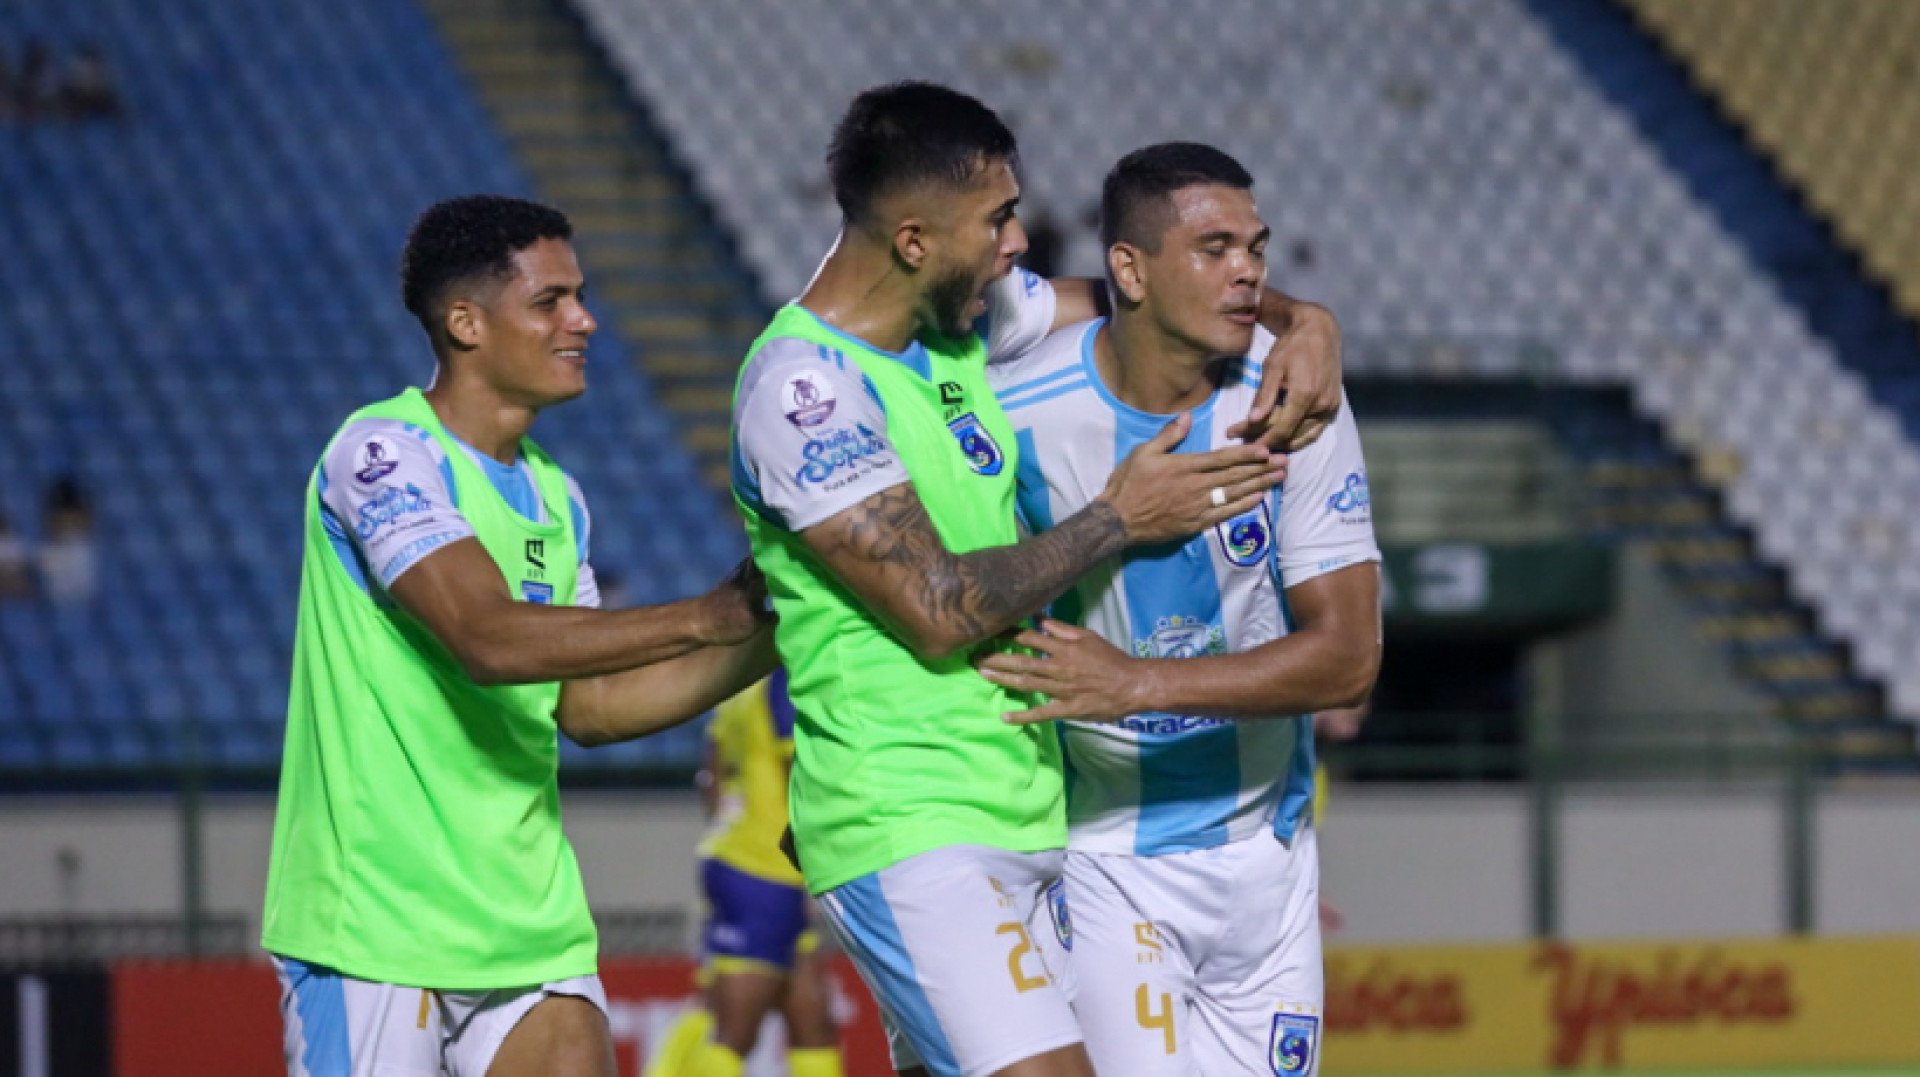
top-left (892, 217), bottom-right (929, 271)
top-left (1108, 243), bottom-right (1148, 306)
top-left (444, 298), bottom-right (483, 351)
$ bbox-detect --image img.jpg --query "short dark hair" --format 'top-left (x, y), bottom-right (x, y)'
top-left (827, 81), bottom-right (1018, 226)
top-left (1099, 142), bottom-right (1254, 252)
top-left (401, 195), bottom-right (573, 338)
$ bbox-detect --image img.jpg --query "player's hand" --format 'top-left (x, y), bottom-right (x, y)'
top-left (978, 620), bottom-right (1148, 724)
top-left (1098, 413), bottom-right (1285, 546)
top-left (696, 558), bottom-right (772, 646)
top-left (1226, 301), bottom-right (1342, 452)
top-left (1319, 898), bottom-right (1346, 933)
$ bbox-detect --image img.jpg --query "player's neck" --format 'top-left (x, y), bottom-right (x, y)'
top-left (1100, 313), bottom-right (1221, 416)
top-left (796, 230), bottom-right (921, 355)
top-left (422, 373), bottom-right (533, 465)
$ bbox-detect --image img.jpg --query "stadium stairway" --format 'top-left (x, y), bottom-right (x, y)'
top-left (1359, 376), bottom-right (1910, 769)
top-left (421, 0), bottom-right (768, 490)
top-left (1527, 0), bottom-right (1920, 448)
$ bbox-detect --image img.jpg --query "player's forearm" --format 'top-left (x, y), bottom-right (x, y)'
top-left (559, 629), bottom-right (779, 747)
top-left (457, 596), bottom-right (727, 685)
top-left (1130, 630), bottom-right (1379, 718)
top-left (920, 500), bottom-right (1128, 656)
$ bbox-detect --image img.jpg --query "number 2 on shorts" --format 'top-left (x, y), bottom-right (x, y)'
top-left (1136, 983), bottom-right (1176, 1054)
top-left (995, 922), bottom-right (1049, 993)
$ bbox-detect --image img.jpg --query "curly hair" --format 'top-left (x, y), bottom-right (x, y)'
top-left (400, 195), bottom-right (573, 342)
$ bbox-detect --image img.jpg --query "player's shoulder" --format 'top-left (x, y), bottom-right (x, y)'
top-left (320, 415), bottom-right (444, 486)
top-left (989, 317), bottom-right (1102, 408)
top-left (738, 335), bottom-right (874, 415)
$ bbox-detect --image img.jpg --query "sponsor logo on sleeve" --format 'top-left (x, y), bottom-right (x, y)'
top-left (1270, 1012), bottom-right (1320, 1075)
top-left (781, 370), bottom-right (838, 428)
top-left (1216, 508), bottom-right (1272, 567)
top-left (1328, 471), bottom-right (1370, 512)
top-left (353, 436), bottom-right (401, 484)
top-left (1327, 471), bottom-right (1371, 523)
top-left (794, 423), bottom-right (892, 490)
top-left (948, 412), bottom-right (1004, 476)
top-left (354, 483), bottom-right (434, 541)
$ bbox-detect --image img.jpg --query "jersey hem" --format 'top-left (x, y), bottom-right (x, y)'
top-left (801, 827), bottom-right (1067, 896)
top-left (260, 937), bottom-right (598, 992)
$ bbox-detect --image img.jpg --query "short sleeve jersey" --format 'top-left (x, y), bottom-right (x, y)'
top-left (317, 419), bottom-right (598, 606)
top-left (989, 319), bottom-right (1380, 856)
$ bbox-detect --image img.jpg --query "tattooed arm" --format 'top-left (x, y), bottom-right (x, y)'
top-left (801, 413), bottom-right (1284, 661)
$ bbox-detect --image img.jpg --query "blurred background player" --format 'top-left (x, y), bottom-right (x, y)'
top-left (978, 143), bottom-right (1383, 1075)
top-left (727, 82), bottom-right (1335, 1077)
top-left (645, 668), bottom-right (844, 1077)
top-left (263, 195), bottom-right (776, 1077)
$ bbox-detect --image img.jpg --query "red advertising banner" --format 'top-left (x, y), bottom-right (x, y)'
top-left (107, 956), bottom-right (892, 1076)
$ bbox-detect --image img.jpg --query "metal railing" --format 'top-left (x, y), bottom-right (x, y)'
top-left (0, 716), bottom-right (1874, 959)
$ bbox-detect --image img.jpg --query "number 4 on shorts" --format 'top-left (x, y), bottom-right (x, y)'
top-left (1135, 984), bottom-right (1175, 1055)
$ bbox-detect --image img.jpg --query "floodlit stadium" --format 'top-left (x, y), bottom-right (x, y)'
top-left (3, 0), bottom-right (1919, 1073)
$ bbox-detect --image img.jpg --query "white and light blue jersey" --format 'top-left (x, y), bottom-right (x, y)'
top-left (990, 318), bottom-right (1379, 857)
top-left (317, 417), bottom-right (599, 606)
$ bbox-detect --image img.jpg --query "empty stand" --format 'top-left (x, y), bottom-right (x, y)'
top-left (0, 0), bottom-right (737, 771)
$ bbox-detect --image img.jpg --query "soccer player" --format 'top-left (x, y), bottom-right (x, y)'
top-left (262, 195), bottom-right (776, 1077)
top-left (644, 670), bottom-right (844, 1077)
top-left (978, 143), bottom-right (1384, 1076)
top-left (728, 84), bottom-right (1339, 1077)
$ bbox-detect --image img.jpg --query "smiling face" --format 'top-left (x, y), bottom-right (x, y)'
top-left (1117, 183), bottom-right (1270, 359)
top-left (455, 237), bottom-right (597, 407)
top-left (917, 155), bottom-right (1028, 337)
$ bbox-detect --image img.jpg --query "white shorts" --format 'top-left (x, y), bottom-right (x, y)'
top-left (1062, 827), bottom-right (1323, 1076)
top-left (816, 845), bottom-right (1082, 1077)
top-left (272, 955), bottom-right (609, 1077)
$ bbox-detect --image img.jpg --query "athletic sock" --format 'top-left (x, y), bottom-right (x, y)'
top-left (690, 1042), bottom-right (745, 1077)
top-left (641, 1009), bottom-right (712, 1077)
top-left (787, 1046), bottom-right (844, 1077)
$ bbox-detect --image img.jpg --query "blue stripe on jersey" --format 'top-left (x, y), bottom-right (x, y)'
top-left (827, 875), bottom-right (961, 1075)
top-left (280, 957), bottom-right (350, 1076)
top-left (1271, 575), bottom-right (1317, 840)
top-left (997, 362), bottom-right (1087, 408)
top-left (463, 447), bottom-right (541, 522)
top-left (1112, 403), bottom-right (1240, 854)
top-left (800, 310), bottom-right (933, 381)
top-left (316, 468), bottom-right (373, 594)
top-left (1012, 428), bottom-right (1054, 534)
top-left (999, 378), bottom-right (1090, 414)
top-left (730, 436), bottom-right (781, 528)
top-left (400, 422), bottom-right (460, 510)
top-left (1275, 718), bottom-right (1316, 842)
top-left (568, 493), bottom-right (589, 563)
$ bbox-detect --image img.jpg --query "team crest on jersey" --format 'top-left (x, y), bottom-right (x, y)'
top-left (1269, 1012), bottom-right (1319, 1075)
top-left (1133, 614), bottom-right (1227, 659)
top-left (1215, 508), bottom-right (1272, 567)
top-left (1046, 879), bottom-right (1073, 952)
top-left (948, 412), bottom-right (1003, 476)
top-left (354, 435), bottom-right (400, 484)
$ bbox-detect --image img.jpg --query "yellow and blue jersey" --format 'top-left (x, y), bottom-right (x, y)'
top-left (699, 669), bottom-right (803, 888)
